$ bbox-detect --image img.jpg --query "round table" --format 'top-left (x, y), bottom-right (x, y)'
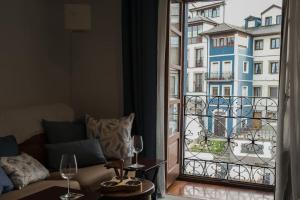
top-left (99, 179), bottom-right (155, 200)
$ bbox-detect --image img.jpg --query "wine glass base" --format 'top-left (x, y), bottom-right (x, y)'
top-left (129, 163), bottom-right (145, 169)
top-left (60, 193), bottom-right (84, 200)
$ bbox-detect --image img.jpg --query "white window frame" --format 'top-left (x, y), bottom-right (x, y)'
top-left (222, 85), bottom-right (232, 97)
top-left (210, 61), bottom-right (220, 74)
top-left (210, 85), bottom-right (219, 96)
top-left (242, 61), bottom-right (249, 73)
top-left (242, 86), bottom-right (248, 96)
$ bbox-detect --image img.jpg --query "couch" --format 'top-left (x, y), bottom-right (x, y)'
top-left (0, 104), bottom-right (115, 200)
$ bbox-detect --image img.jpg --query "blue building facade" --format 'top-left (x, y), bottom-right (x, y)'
top-left (204, 24), bottom-right (254, 137)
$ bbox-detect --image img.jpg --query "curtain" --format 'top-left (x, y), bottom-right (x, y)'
top-left (122, 0), bottom-right (159, 159)
top-left (276, 0), bottom-right (300, 199)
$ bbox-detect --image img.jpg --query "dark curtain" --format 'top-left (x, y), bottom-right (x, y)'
top-left (122, 0), bottom-right (159, 159)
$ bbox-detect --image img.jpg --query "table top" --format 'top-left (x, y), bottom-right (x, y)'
top-left (20, 179), bottom-right (155, 200)
top-left (124, 158), bottom-right (166, 172)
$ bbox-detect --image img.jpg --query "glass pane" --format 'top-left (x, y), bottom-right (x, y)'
top-left (170, 1), bottom-right (181, 30)
top-left (170, 32), bottom-right (181, 65)
top-left (169, 104), bottom-right (179, 134)
top-left (169, 70), bottom-right (180, 98)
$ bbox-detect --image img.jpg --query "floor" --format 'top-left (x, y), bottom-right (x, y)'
top-left (167, 181), bottom-right (274, 200)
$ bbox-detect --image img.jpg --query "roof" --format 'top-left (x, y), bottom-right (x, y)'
top-left (247, 24), bottom-right (281, 36)
top-left (245, 15), bottom-right (261, 21)
top-left (189, 0), bottom-right (225, 11)
top-left (201, 23), bottom-right (248, 35)
top-left (188, 15), bottom-right (218, 25)
top-left (202, 23), bottom-right (281, 37)
top-left (261, 4), bottom-right (282, 15)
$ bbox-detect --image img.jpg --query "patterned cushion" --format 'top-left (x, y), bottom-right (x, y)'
top-left (86, 114), bottom-right (134, 159)
top-left (0, 153), bottom-right (49, 189)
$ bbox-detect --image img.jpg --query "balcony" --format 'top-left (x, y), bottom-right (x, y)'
top-left (205, 72), bottom-right (234, 81)
top-left (183, 95), bottom-right (278, 188)
top-left (188, 36), bottom-right (202, 44)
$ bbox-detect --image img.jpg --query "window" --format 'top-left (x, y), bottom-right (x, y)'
top-left (212, 7), bottom-right (219, 18)
top-left (269, 87), bottom-right (278, 98)
top-left (254, 62), bottom-right (263, 74)
top-left (242, 86), bottom-right (248, 96)
top-left (255, 40), bottom-right (264, 50)
top-left (271, 38), bottom-right (280, 49)
top-left (213, 37), bottom-right (234, 47)
top-left (195, 48), bottom-right (204, 67)
top-left (276, 15), bottom-right (282, 25)
top-left (194, 73), bottom-right (203, 92)
top-left (228, 37), bottom-right (235, 46)
top-left (270, 62), bottom-right (279, 74)
top-left (265, 16), bottom-right (272, 26)
top-left (211, 86), bottom-right (219, 96)
top-left (253, 87), bottom-right (262, 97)
top-left (223, 86), bottom-right (231, 96)
top-left (220, 38), bottom-right (224, 46)
top-left (188, 26), bottom-right (192, 38)
top-left (243, 61), bottom-right (249, 73)
top-left (248, 20), bottom-right (255, 28)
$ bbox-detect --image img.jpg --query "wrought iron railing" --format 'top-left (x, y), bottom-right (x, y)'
top-left (183, 95), bottom-right (278, 187)
top-left (205, 72), bottom-right (234, 81)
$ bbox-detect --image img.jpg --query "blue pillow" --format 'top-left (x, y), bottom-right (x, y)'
top-left (0, 135), bottom-right (19, 157)
top-left (42, 120), bottom-right (86, 144)
top-left (0, 166), bottom-right (14, 193)
top-left (46, 139), bottom-right (106, 170)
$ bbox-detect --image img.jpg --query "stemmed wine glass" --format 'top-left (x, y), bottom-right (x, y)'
top-left (130, 135), bottom-right (145, 168)
top-left (60, 154), bottom-right (83, 200)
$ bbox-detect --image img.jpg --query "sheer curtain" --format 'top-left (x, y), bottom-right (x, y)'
top-left (276, 0), bottom-right (300, 199)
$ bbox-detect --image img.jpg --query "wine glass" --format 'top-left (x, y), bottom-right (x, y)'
top-left (130, 135), bottom-right (145, 168)
top-left (60, 154), bottom-right (82, 200)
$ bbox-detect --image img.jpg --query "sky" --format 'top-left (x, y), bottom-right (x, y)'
top-left (224, 0), bottom-right (282, 26)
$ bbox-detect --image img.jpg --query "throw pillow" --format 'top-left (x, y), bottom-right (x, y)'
top-left (42, 120), bottom-right (86, 144)
top-left (46, 139), bottom-right (106, 170)
top-left (0, 166), bottom-right (14, 193)
top-left (0, 135), bottom-right (19, 157)
top-left (85, 113), bottom-right (135, 159)
top-left (0, 153), bottom-right (49, 188)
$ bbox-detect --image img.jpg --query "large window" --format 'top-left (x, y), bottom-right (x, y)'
top-left (223, 86), bottom-right (231, 96)
top-left (188, 24), bottom-right (203, 38)
top-left (270, 61), bottom-right (279, 74)
top-left (265, 16), bottom-right (272, 26)
top-left (199, 6), bottom-right (220, 18)
top-left (255, 40), bottom-right (264, 50)
top-left (271, 38), bottom-right (280, 49)
top-left (213, 37), bottom-right (234, 47)
top-left (254, 62), bottom-right (263, 74)
top-left (269, 87), bottom-right (278, 98)
top-left (253, 87), bottom-right (262, 97)
top-left (195, 48), bottom-right (204, 67)
top-left (211, 86), bottom-right (219, 96)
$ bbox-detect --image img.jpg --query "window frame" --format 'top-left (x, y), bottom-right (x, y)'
top-left (265, 16), bottom-right (272, 26)
top-left (276, 15), bottom-right (282, 25)
top-left (254, 62), bottom-right (263, 74)
top-left (253, 86), bottom-right (262, 97)
top-left (270, 38), bottom-right (280, 49)
top-left (269, 61), bottom-right (279, 74)
top-left (254, 39), bottom-right (264, 50)
top-left (242, 86), bottom-right (248, 96)
top-left (269, 86), bottom-right (278, 98)
top-left (222, 85), bottom-right (232, 97)
top-left (211, 85), bottom-right (219, 97)
top-left (243, 61), bottom-right (249, 73)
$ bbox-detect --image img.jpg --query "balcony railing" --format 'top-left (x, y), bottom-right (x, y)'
top-left (205, 72), bottom-right (234, 81)
top-left (183, 95), bottom-right (278, 187)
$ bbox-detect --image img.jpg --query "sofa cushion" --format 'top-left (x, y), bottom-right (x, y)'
top-left (85, 114), bottom-right (134, 159)
top-left (42, 120), bottom-right (86, 144)
top-left (46, 139), bottom-right (106, 170)
top-left (0, 135), bottom-right (19, 157)
top-left (0, 166), bottom-right (13, 193)
top-left (49, 164), bottom-right (114, 192)
top-left (0, 153), bottom-right (49, 189)
top-left (0, 180), bottom-right (80, 200)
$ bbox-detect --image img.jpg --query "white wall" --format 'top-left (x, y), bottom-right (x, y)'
top-left (261, 7), bottom-right (282, 26)
top-left (71, 0), bottom-right (123, 118)
top-left (0, 0), bottom-right (71, 112)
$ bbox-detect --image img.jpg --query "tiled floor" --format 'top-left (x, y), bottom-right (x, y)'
top-left (167, 181), bottom-right (274, 200)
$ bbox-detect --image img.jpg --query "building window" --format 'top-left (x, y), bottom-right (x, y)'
top-left (189, 24), bottom-right (203, 38)
top-left (253, 87), bottom-right (262, 97)
top-left (271, 38), bottom-right (280, 49)
top-left (265, 16), bottom-right (272, 26)
top-left (254, 40), bottom-right (264, 50)
top-left (211, 7), bottom-right (220, 18)
top-left (243, 61), bottom-right (249, 73)
top-left (194, 73), bottom-right (203, 92)
top-left (211, 86), bottom-right (219, 96)
top-left (195, 48), bottom-right (204, 67)
top-left (223, 86), bottom-right (231, 96)
top-left (269, 87), bottom-right (278, 98)
top-left (254, 62), bottom-right (263, 74)
top-left (220, 38), bottom-right (224, 46)
top-left (270, 62), bottom-right (279, 74)
top-left (242, 86), bottom-right (248, 96)
top-left (213, 37), bottom-right (234, 47)
top-left (276, 15), bottom-right (282, 25)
